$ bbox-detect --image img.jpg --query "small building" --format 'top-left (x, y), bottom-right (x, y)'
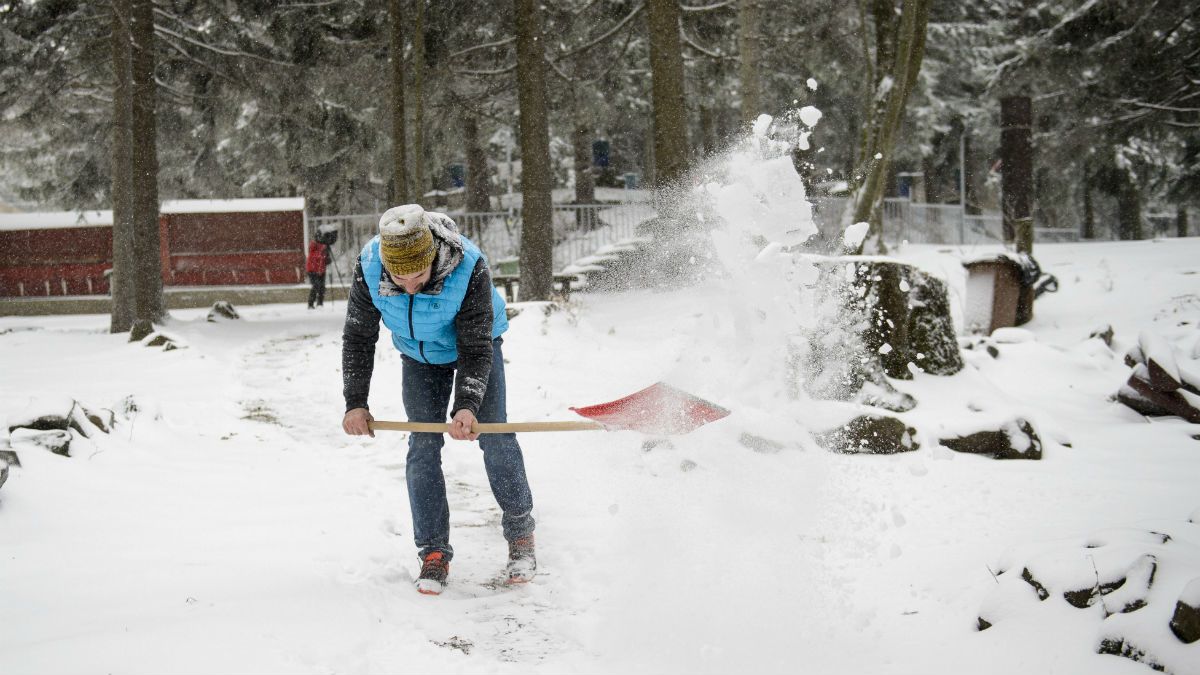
top-left (0, 198), bottom-right (306, 297)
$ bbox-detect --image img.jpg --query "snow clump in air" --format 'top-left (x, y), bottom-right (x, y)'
top-left (653, 105), bottom-right (856, 410)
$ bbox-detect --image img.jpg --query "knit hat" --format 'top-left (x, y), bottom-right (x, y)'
top-left (378, 204), bottom-right (436, 276)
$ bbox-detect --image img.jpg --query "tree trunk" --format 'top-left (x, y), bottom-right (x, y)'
top-left (737, 0), bottom-right (761, 124)
top-left (1000, 96), bottom-right (1034, 253)
top-left (110, 0), bottom-right (135, 334)
top-left (646, 0), bottom-right (689, 189)
top-left (573, 120), bottom-right (595, 205)
top-left (849, 0), bottom-right (932, 254)
top-left (964, 128), bottom-right (982, 215)
top-left (1081, 169), bottom-right (1095, 239)
top-left (389, 0), bottom-right (410, 203)
top-left (1177, 205), bottom-right (1188, 238)
top-left (129, 0), bottom-right (163, 338)
top-left (463, 114), bottom-right (492, 213)
top-left (514, 0), bottom-right (553, 300)
top-left (643, 118), bottom-right (656, 186)
top-left (1117, 174), bottom-right (1143, 240)
top-left (699, 103), bottom-right (717, 156)
top-left (412, 0), bottom-right (426, 202)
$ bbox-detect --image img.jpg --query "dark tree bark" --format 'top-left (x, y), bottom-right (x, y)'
top-left (1082, 167), bottom-right (1096, 239)
top-left (849, 0), bottom-right (932, 253)
top-left (1000, 96), bottom-right (1034, 253)
top-left (646, 0), bottom-right (689, 189)
top-left (643, 119), bottom-right (656, 186)
top-left (110, 0), bottom-right (135, 334)
top-left (963, 128), bottom-right (983, 215)
top-left (514, 0), bottom-right (553, 300)
top-left (389, 0), bottom-right (410, 203)
top-left (1117, 174), bottom-right (1143, 240)
top-left (463, 114), bottom-right (492, 214)
top-left (412, 0), bottom-right (427, 201)
top-left (1178, 205), bottom-right (1189, 238)
top-left (737, 0), bottom-right (762, 124)
top-left (129, 0), bottom-right (164, 338)
top-left (573, 121), bottom-right (595, 205)
top-left (699, 103), bottom-right (717, 156)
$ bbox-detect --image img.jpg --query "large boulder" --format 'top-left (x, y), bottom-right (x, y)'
top-left (804, 257), bottom-right (962, 411)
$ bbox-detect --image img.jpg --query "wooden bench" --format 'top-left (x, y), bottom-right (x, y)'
top-left (491, 274), bottom-right (577, 303)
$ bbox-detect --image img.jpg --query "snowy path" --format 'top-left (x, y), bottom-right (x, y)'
top-left (223, 320), bottom-right (595, 670)
top-left (3, 239), bottom-right (1200, 673)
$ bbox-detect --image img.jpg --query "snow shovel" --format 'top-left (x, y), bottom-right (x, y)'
top-left (369, 382), bottom-right (730, 436)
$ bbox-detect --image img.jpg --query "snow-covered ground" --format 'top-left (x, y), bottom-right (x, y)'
top-left (1, 235), bottom-right (1198, 674)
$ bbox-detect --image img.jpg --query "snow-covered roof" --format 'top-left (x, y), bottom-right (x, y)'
top-left (161, 198), bottom-right (305, 214)
top-left (0, 198), bottom-right (306, 232)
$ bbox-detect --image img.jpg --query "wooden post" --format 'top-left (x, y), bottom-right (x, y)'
top-left (1000, 97), bottom-right (1034, 253)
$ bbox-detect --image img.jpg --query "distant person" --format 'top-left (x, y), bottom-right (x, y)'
top-left (340, 204), bottom-right (536, 596)
top-left (306, 235), bottom-right (331, 308)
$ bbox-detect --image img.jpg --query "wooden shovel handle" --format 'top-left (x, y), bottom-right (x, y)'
top-left (369, 420), bottom-right (604, 433)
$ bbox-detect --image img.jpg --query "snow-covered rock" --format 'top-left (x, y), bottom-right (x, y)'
top-left (6, 398), bottom-right (113, 438)
top-left (1170, 577), bottom-right (1200, 643)
top-left (206, 300), bottom-right (241, 322)
top-left (980, 518), bottom-right (1200, 673)
top-left (10, 428), bottom-right (73, 457)
top-left (814, 414), bottom-right (919, 455)
top-left (938, 417), bottom-right (1043, 460)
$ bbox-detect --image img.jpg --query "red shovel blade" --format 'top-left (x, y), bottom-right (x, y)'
top-left (569, 382), bottom-right (730, 435)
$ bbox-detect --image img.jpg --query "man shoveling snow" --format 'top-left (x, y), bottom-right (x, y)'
top-left (340, 204), bottom-right (537, 595)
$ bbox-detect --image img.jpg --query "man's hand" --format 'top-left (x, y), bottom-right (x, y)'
top-left (343, 407), bottom-right (375, 437)
top-left (449, 409), bottom-right (479, 441)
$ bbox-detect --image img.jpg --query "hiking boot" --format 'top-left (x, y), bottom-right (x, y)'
top-left (505, 535), bottom-right (536, 584)
top-left (415, 551), bottom-right (449, 595)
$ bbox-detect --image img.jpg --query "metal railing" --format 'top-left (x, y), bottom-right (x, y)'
top-left (810, 197), bottom-right (1079, 247)
top-left (311, 197), bottom-right (1090, 281)
top-left (310, 202), bottom-right (658, 277)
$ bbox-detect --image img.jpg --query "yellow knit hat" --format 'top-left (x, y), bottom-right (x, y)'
top-left (378, 204), bottom-right (436, 276)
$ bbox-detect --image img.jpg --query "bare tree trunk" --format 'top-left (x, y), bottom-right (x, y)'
top-left (849, 0), bottom-right (932, 254)
top-left (643, 118), bottom-right (656, 186)
top-left (463, 115), bottom-right (492, 213)
top-left (699, 103), bottom-right (717, 156)
top-left (1000, 96), bottom-right (1034, 253)
top-left (573, 120), bottom-right (595, 205)
top-left (129, 0), bottom-right (163, 339)
top-left (515, 0), bottom-right (553, 300)
top-left (646, 0), bottom-right (689, 189)
top-left (963, 127), bottom-right (983, 215)
top-left (1117, 174), bottom-right (1143, 240)
top-left (737, 0), bottom-right (761, 124)
top-left (110, 0), bottom-right (135, 334)
top-left (389, 0), bottom-right (410, 203)
top-left (1081, 167), bottom-right (1096, 239)
top-left (412, 0), bottom-right (426, 202)
top-left (1178, 205), bottom-right (1189, 238)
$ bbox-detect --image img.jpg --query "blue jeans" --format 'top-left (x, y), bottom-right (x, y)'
top-left (401, 337), bottom-right (534, 561)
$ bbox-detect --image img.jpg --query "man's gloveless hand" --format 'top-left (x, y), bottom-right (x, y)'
top-left (343, 407), bottom-right (375, 437)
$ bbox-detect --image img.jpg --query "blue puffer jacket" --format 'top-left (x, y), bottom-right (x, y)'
top-left (360, 234), bottom-right (508, 364)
